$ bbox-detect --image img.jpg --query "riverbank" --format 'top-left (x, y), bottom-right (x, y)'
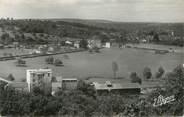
top-left (0, 48), bottom-right (85, 61)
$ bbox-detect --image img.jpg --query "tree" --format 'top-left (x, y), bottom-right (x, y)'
top-left (143, 67), bottom-right (152, 80)
top-left (51, 76), bottom-right (57, 82)
top-left (112, 61), bottom-right (119, 78)
top-left (45, 56), bottom-right (54, 64)
top-left (155, 67), bottom-right (165, 78)
top-left (79, 39), bottom-right (88, 49)
top-left (3, 53), bottom-right (8, 57)
top-left (16, 58), bottom-right (26, 67)
top-left (32, 86), bottom-right (44, 95)
top-left (130, 72), bottom-right (142, 84)
top-left (1, 33), bottom-right (10, 44)
top-left (93, 46), bottom-right (100, 53)
top-left (54, 59), bottom-right (63, 66)
top-left (153, 33), bottom-right (160, 43)
top-left (63, 54), bottom-right (69, 59)
top-left (77, 80), bottom-right (96, 98)
top-left (7, 74), bottom-right (15, 81)
top-left (147, 65), bottom-right (184, 116)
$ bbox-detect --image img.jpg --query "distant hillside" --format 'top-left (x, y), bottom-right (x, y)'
top-left (52, 18), bottom-right (114, 24)
top-left (0, 19), bottom-right (183, 46)
top-left (50, 18), bottom-right (184, 33)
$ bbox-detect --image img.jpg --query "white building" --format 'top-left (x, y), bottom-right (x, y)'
top-left (51, 78), bottom-right (78, 95)
top-left (88, 39), bottom-right (101, 49)
top-left (74, 41), bottom-right (80, 49)
top-left (30, 49), bottom-right (41, 54)
top-left (105, 42), bottom-right (111, 48)
top-left (26, 69), bottom-right (52, 94)
top-left (62, 78), bottom-right (78, 90)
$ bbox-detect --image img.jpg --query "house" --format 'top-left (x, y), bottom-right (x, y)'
top-left (92, 81), bottom-right (141, 95)
top-left (0, 76), bottom-right (28, 92)
top-left (65, 40), bottom-right (73, 45)
top-left (141, 39), bottom-right (147, 43)
top-left (30, 49), bottom-right (42, 54)
top-left (62, 78), bottom-right (78, 90)
top-left (88, 39), bottom-right (101, 49)
top-left (74, 41), bottom-right (80, 49)
top-left (48, 46), bottom-right (54, 52)
top-left (26, 69), bottom-right (52, 94)
top-left (104, 42), bottom-right (111, 48)
top-left (13, 42), bottom-right (19, 48)
top-left (5, 82), bottom-right (28, 92)
top-left (51, 78), bottom-right (78, 94)
top-left (52, 82), bottom-right (62, 94)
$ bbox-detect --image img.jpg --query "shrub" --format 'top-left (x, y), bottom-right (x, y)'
top-left (51, 76), bottom-right (57, 82)
top-left (130, 72), bottom-right (142, 84)
top-left (155, 67), bottom-right (165, 78)
top-left (7, 73), bottom-right (15, 81)
top-left (45, 56), bottom-right (54, 64)
top-left (143, 67), bottom-right (152, 79)
top-left (54, 59), bottom-right (63, 66)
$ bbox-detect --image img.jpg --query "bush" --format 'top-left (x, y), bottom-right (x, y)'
top-left (130, 72), bottom-right (142, 84)
top-left (93, 47), bottom-right (100, 53)
top-left (7, 74), bottom-right (15, 81)
top-left (45, 56), bottom-right (54, 64)
top-left (143, 67), bottom-right (152, 80)
top-left (155, 67), bottom-right (165, 78)
top-left (51, 76), bottom-right (57, 82)
top-left (63, 54), bottom-right (69, 59)
top-left (54, 59), bottom-right (63, 66)
top-left (16, 58), bottom-right (26, 67)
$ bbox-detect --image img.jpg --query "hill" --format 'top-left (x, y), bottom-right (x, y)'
top-left (0, 19), bottom-right (183, 46)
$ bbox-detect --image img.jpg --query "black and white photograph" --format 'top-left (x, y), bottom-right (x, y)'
top-left (0, 0), bottom-right (183, 116)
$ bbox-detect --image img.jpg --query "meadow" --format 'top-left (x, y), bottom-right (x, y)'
top-left (0, 47), bottom-right (182, 82)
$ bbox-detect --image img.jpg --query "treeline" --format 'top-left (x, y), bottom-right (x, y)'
top-left (0, 65), bottom-right (183, 116)
top-left (0, 19), bottom-right (114, 39)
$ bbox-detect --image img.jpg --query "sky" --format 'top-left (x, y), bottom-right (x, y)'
top-left (0, 0), bottom-right (184, 22)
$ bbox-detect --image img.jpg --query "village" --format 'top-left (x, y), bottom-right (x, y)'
top-left (0, 17), bottom-right (183, 116)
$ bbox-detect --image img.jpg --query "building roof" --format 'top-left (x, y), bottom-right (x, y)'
top-left (7, 82), bottom-right (28, 88)
top-left (62, 78), bottom-right (78, 81)
top-left (93, 82), bottom-right (140, 90)
top-left (27, 69), bottom-right (52, 73)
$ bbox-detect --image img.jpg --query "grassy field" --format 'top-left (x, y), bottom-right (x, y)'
top-left (0, 47), bottom-right (182, 82)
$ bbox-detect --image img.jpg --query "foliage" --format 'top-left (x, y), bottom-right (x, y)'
top-left (155, 67), bottom-right (165, 78)
top-left (0, 66), bottom-right (183, 116)
top-left (45, 56), bottom-right (54, 64)
top-left (51, 76), bottom-right (57, 82)
top-left (77, 80), bottom-right (96, 98)
top-left (112, 61), bottom-right (119, 78)
top-left (93, 46), bottom-right (100, 53)
top-left (143, 67), bottom-right (152, 80)
top-left (79, 39), bottom-right (88, 49)
top-left (54, 59), bottom-right (63, 66)
top-left (7, 74), bottom-right (15, 81)
top-left (0, 20), bottom-right (183, 46)
top-left (130, 72), bottom-right (142, 84)
top-left (63, 54), bottom-right (69, 59)
top-left (17, 58), bottom-right (26, 66)
top-left (1, 33), bottom-right (11, 44)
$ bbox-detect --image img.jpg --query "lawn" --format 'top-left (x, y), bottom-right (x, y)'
top-left (0, 47), bottom-right (182, 82)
